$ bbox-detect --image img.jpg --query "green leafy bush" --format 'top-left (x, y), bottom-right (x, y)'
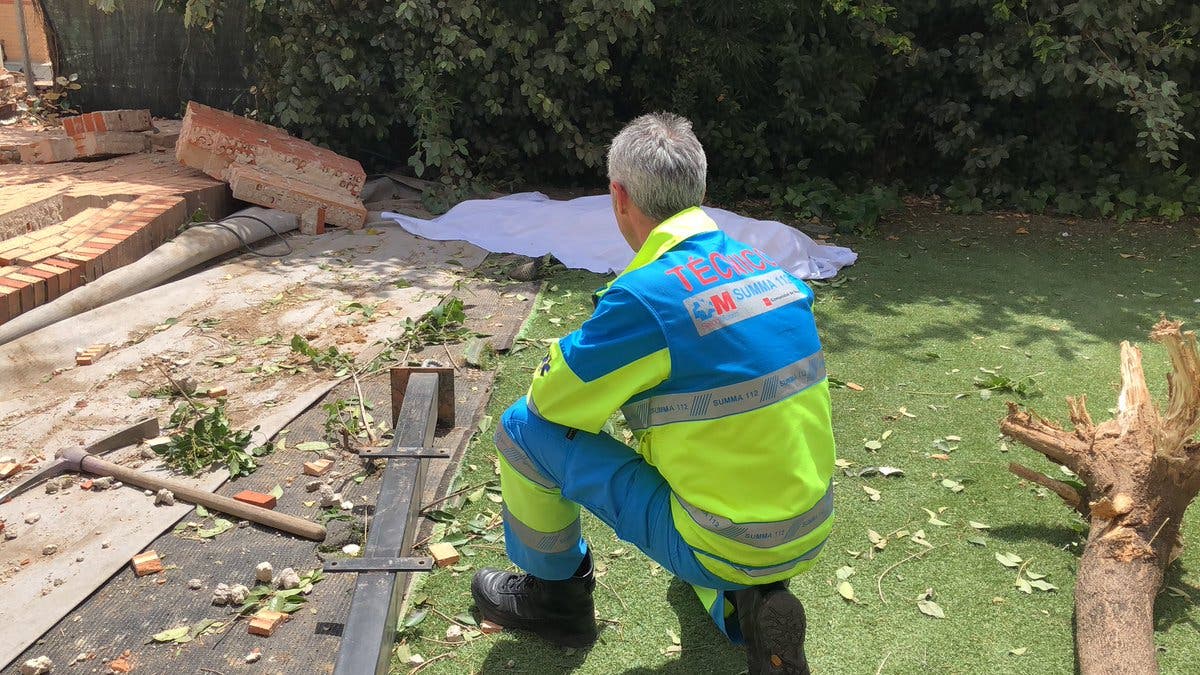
top-left (123, 0), bottom-right (1200, 228)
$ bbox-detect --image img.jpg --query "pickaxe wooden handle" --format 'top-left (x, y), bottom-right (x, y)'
top-left (62, 447), bottom-right (327, 541)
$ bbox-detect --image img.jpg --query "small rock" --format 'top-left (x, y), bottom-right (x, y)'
top-left (212, 583), bottom-right (231, 606)
top-left (20, 655), bottom-right (52, 674)
top-left (340, 500), bottom-right (354, 511)
top-left (187, 578), bottom-right (202, 590)
top-left (445, 624), bottom-right (464, 643)
top-left (0, 456), bottom-right (13, 463)
top-left (42, 544), bottom-right (58, 556)
top-left (321, 450), bottom-right (340, 462)
top-left (76, 555), bottom-right (85, 562)
top-left (305, 480), bottom-right (323, 493)
top-left (506, 659), bottom-right (515, 669)
top-left (92, 477), bottom-right (114, 490)
top-left (342, 544), bottom-right (361, 556)
top-left (143, 489), bottom-right (154, 497)
top-left (154, 489), bottom-right (175, 506)
top-left (406, 654), bottom-right (426, 667)
top-left (228, 583), bottom-right (250, 604)
top-left (44, 481), bottom-right (60, 495)
top-left (56, 476), bottom-right (74, 490)
top-left (255, 561), bottom-right (274, 583)
top-left (24, 513), bottom-right (40, 525)
top-left (245, 649), bottom-right (262, 664)
top-left (274, 567), bottom-right (301, 590)
top-left (111, 481), bottom-right (123, 489)
top-left (71, 652), bottom-right (89, 665)
top-left (101, 540), bottom-right (111, 549)
top-left (3, 529), bottom-right (16, 540)
top-left (318, 486), bottom-right (341, 508)
top-left (139, 445), bottom-right (158, 460)
top-left (53, 577), bottom-right (64, 587)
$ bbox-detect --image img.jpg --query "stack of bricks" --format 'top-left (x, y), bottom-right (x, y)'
top-left (176, 102), bottom-right (367, 231)
top-left (20, 109), bottom-right (153, 164)
top-left (0, 195), bottom-right (185, 324)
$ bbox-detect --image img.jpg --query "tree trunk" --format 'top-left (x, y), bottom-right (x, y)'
top-left (1001, 320), bottom-right (1200, 675)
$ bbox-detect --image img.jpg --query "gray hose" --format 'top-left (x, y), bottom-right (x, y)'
top-left (0, 207), bottom-right (298, 345)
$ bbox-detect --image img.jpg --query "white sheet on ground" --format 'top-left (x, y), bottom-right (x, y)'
top-left (381, 192), bottom-right (857, 279)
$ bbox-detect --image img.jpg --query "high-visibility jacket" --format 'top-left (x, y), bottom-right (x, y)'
top-left (527, 207), bottom-right (835, 585)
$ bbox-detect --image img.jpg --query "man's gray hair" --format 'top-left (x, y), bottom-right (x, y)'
top-left (607, 112), bottom-right (707, 222)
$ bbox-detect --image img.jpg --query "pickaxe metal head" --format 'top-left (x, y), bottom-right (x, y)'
top-left (0, 418), bottom-right (159, 504)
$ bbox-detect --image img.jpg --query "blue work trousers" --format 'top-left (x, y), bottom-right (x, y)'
top-left (494, 398), bottom-right (750, 641)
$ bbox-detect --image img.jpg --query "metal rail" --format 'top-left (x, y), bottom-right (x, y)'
top-left (331, 371), bottom-right (443, 675)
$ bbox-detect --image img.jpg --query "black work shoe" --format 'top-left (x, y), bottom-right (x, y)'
top-left (470, 554), bottom-right (597, 648)
top-left (734, 582), bottom-right (810, 675)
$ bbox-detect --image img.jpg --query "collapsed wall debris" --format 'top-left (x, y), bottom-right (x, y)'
top-left (175, 102), bottom-right (367, 229)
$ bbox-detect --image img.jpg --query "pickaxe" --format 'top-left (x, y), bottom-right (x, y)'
top-left (0, 418), bottom-right (326, 541)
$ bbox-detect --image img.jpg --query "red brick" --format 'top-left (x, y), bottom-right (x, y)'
top-left (228, 166), bottom-right (366, 229)
top-left (248, 609), bottom-right (286, 637)
top-left (176, 101), bottom-right (366, 196)
top-left (0, 285), bottom-right (20, 323)
top-left (233, 490), bottom-right (277, 509)
top-left (32, 264), bottom-right (68, 299)
top-left (43, 258), bottom-right (82, 291)
top-left (8, 272), bottom-right (45, 306)
top-left (131, 550), bottom-right (163, 576)
top-left (0, 275), bottom-right (34, 312)
top-left (300, 206), bottom-right (326, 235)
top-left (21, 265), bottom-right (60, 301)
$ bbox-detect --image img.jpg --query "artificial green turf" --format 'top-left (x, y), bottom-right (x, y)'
top-left (395, 217), bottom-right (1200, 674)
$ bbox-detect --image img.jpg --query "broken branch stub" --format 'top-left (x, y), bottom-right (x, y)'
top-left (1001, 319), bottom-right (1200, 675)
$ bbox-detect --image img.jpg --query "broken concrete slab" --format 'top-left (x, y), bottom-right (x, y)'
top-left (62, 110), bottom-right (152, 137)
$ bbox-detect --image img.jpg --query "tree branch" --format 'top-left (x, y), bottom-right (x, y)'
top-left (1009, 462), bottom-right (1089, 517)
top-left (1001, 403), bottom-right (1090, 473)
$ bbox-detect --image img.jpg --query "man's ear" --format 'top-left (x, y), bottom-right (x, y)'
top-left (610, 180), bottom-right (629, 215)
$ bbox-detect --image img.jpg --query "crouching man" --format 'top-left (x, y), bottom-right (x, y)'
top-left (472, 113), bottom-right (835, 675)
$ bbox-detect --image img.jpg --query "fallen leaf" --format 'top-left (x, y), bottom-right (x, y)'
top-left (836, 581), bottom-right (857, 602)
top-left (846, 382), bottom-right (865, 392)
top-left (864, 440), bottom-right (883, 451)
top-left (996, 552), bottom-right (1022, 568)
top-left (862, 486), bottom-right (881, 502)
top-left (1015, 578), bottom-right (1033, 594)
top-left (1015, 227), bottom-right (1029, 235)
top-left (835, 565), bottom-right (856, 580)
top-left (296, 441), bottom-right (331, 452)
top-left (1009, 647), bottom-right (1028, 656)
top-left (945, 435), bottom-right (962, 442)
top-left (152, 626), bottom-right (190, 643)
top-left (930, 453), bottom-right (951, 460)
top-left (1029, 579), bottom-right (1058, 592)
top-left (269, 485), bottom-right (284, 500)
top-left (941, 478), bottom-right (964, 493)
top-left (917, 599), bottom-right (945, 618)
top-left (922, 508), bottom-right (949, 526)
top-left (667, 628), bottom-right (680, 645)
top-left (968, 521), bottom-right (991, 530)
top-left (881, 430), bottom-right (893, 441)
top-left (966, 535), bottom-right (987, 546)
top-left (858, 466), bottom-right (905, 478)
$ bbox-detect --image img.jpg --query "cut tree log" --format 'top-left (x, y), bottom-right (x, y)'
top-left (1001, 319), bottom-right (1200, 675)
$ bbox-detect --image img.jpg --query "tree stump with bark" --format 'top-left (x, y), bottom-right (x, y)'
top-left (1001, 319), bottom-right (1200, 675)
